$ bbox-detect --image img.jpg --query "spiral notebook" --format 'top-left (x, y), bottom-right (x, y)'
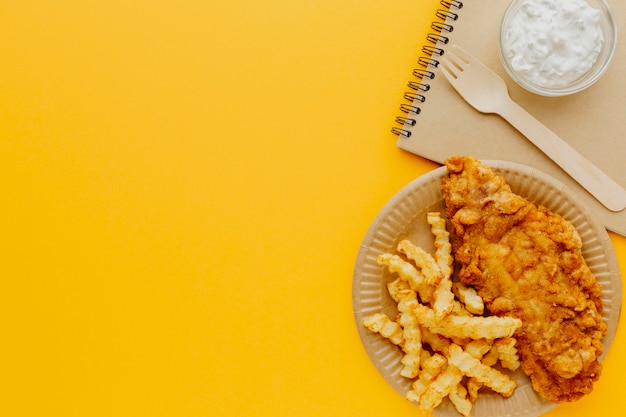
top-left (394, 0), bottom-right (626, 236)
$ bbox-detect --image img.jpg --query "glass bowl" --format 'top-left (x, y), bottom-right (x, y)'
top-left (498, 0), bottom-right (617, 97)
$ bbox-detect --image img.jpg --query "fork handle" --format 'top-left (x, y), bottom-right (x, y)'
top-left (498, 99), bottom-right (626, 212)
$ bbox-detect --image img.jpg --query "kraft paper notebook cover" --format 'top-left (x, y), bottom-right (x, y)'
top-left (394, 0), bottom-right (626, 236)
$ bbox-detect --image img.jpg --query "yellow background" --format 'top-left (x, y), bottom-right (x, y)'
top-left (1, 1), bottom-right (624, 416)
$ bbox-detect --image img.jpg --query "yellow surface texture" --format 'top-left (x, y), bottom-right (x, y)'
top-left (1, 1), bottom-right (624, 416)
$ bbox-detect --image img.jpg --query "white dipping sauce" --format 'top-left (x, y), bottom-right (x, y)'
top-left (502, 0), bottom-right (604, 88)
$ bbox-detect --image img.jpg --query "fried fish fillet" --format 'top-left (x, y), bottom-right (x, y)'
top-left (440, 156), bottom-right (607, 403)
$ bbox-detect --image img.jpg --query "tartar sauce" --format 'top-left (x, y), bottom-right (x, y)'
top-left (502, 0), bottom-right (604, 88)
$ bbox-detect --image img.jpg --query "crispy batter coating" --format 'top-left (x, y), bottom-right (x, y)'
top-left (441, 156), bottom-right (607, 403)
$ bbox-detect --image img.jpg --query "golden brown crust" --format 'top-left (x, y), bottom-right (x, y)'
top-left (441, 156), bottom-right (607, 403)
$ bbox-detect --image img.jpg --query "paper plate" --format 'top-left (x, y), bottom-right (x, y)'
top-left (352, 160), bottom-right (621, 417)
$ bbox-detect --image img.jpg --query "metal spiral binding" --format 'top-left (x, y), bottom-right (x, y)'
top-left (392, 0), bottom-right (463, 138)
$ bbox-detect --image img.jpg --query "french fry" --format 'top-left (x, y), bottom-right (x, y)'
top-left (427, 212), bottom-right (453, 279)
top-left (420, 325), bottom-right (451, 355)
top-left (398, 295), bottom-right (422, 378)
top-left (420, 348), bottom-right (433, 365)
top-left (451, 299), bottom-right (473, 317)
top-left (406, 353), bottom-right (447, 402)
top-left (397, 239), bottom-right (443, 286)
top-left (414, 303), bottom-right (522, 340)
top-left (386, 277), bottom-right (411, 303)
top-left (466, 377), bottom-right (482, 403)
top-left (494, 337), bottom-right (521, 371)
top-left (449, 382), bottom-right (472, 417)
top-left (466, 343), bottom-right (502, 399)
top-left (455, 340), bottom-right (494, 404)
top-left (448, 344), bottom-right (517, 397)
top-left (418, 363), bottom-right (465, 415)
top-left (432, 274), bottom-right (455, 320)
top-left (427, 212), bottom-right (456, 320)
top-left (377, 253), bottom-right (434, 302)
top-left (452, 281), bottom-right (484, 315)
top-left (362, 313), bottom-right (404, 346)
top-left (464, 339), bottom-right (494, 359)
top-left (481, 345), bottom-right (500, 367)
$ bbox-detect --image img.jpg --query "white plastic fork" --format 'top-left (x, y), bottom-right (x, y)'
top-left (440, 45), bottom-right (626, 212)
